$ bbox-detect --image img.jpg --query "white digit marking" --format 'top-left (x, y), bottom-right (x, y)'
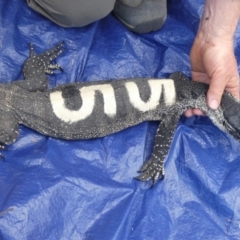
top-left (125, 79), bottom-right (175, 112)
top-left (50, 79), bottom-right (176, 123)
top-left (50, 84), bottom-right (116, 123)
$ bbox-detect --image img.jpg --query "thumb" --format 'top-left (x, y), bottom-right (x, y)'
top-left (207, 77), bottom-right (226, 110)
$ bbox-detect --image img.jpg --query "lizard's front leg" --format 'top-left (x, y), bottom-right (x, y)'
top-left (23, 42), bottom-right (64, 78)
top-left (135, 110), bottom-right (181, 186)
top-left (14, 42), bottom-right (64, 92)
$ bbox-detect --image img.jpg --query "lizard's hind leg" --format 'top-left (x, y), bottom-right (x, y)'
top-left (135, 110), bottom-right (180, 186)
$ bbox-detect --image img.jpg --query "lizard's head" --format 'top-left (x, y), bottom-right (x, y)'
top-left (221, 93), bottom-right (240, 141)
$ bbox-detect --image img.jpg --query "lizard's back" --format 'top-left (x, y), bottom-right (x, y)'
top-left (12, 78), bottom-right (176, 139)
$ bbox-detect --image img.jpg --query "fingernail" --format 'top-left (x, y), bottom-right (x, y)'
top-left (209, 99), bottom-right (219, 109)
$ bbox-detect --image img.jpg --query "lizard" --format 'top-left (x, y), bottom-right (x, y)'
top-left (0, 42), bottom-right (239, 185)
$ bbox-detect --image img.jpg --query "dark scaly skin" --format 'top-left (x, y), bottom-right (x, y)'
top-left (0, 42), bottom-right (64, 158)
top-left (135, 109), bottom-right (180, 185)
top-left (0, 43), bottom-right (240, 186)
top-left (20, 42), bottom-right (64, 91)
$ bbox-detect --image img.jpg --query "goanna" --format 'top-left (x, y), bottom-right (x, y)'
top-left (0, 43), bottom-right (240, 185)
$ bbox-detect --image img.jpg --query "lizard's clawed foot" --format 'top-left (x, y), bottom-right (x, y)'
top-left (135, 157), bottom-right (164, 186)
top-left (23, 42), bottom-right (65, 79)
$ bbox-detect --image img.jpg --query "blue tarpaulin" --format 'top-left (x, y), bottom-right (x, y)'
top-left (0, 0), bottom-right (240, 239)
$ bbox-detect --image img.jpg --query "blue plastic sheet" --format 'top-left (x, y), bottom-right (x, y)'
top-left (0, 0), bottom-right (240, 239)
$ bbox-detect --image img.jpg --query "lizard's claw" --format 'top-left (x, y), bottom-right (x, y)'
top-left (44, 64), bottom-right (63, 74)
top-left (48, 64), bottom-right (63, 71)
top-left (135, 158), bottom-right (164, 187)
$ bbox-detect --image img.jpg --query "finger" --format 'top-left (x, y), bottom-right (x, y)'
top-left (206, 74), bottom-right (238, 109)
top-left (191, 71), bottom-right (210, 84)
top-left (184, 108), bottom-right (205, 117)
top-left (192, 108), bottom-right (205, 116)
top-left (207, 81), bottom-right (224, 110)
top-left (184, 109), bottom-right (194, 118)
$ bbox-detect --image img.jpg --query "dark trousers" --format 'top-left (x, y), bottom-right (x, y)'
top-left (26, 0), bottom-right (116, 27)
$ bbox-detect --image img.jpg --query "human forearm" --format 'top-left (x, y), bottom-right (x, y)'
top-left (197, 0), bottom-right (240, 42)
top-left (188, 0), bottom-right (240, 116)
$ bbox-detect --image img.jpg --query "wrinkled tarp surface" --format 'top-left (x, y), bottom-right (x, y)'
top-left (0, 0), bottom-right (240, 239)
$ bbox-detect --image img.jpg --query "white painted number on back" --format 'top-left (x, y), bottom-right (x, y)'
top-left (50, 84), bottom-right (116, 123)
top-left (125, 79), bottom-right (175, 112)
top-left (50, 79), bottom-right (176, 123)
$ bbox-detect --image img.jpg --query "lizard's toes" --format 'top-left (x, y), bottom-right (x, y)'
top-left (47, 64), bottom-right (63, 72)
top-left (135, 159), bottom-right (164, 185)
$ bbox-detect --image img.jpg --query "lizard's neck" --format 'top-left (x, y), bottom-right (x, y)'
top-left (0, 83), bottom-right (30, 111)
top-left (0, 83), bottom-right (14, 110)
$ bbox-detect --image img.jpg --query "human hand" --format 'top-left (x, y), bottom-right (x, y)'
top-left (185, 36), bottom-right (239, 117)
top-left (186, 0), bottom-right (240, 118)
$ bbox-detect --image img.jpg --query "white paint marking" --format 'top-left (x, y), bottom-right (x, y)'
top-left (154, 79), bottom-right (176, 105)
top-left (125, 79), bottom-right (175, 112)
top-left (50, 84), bottom-right (116, 123)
